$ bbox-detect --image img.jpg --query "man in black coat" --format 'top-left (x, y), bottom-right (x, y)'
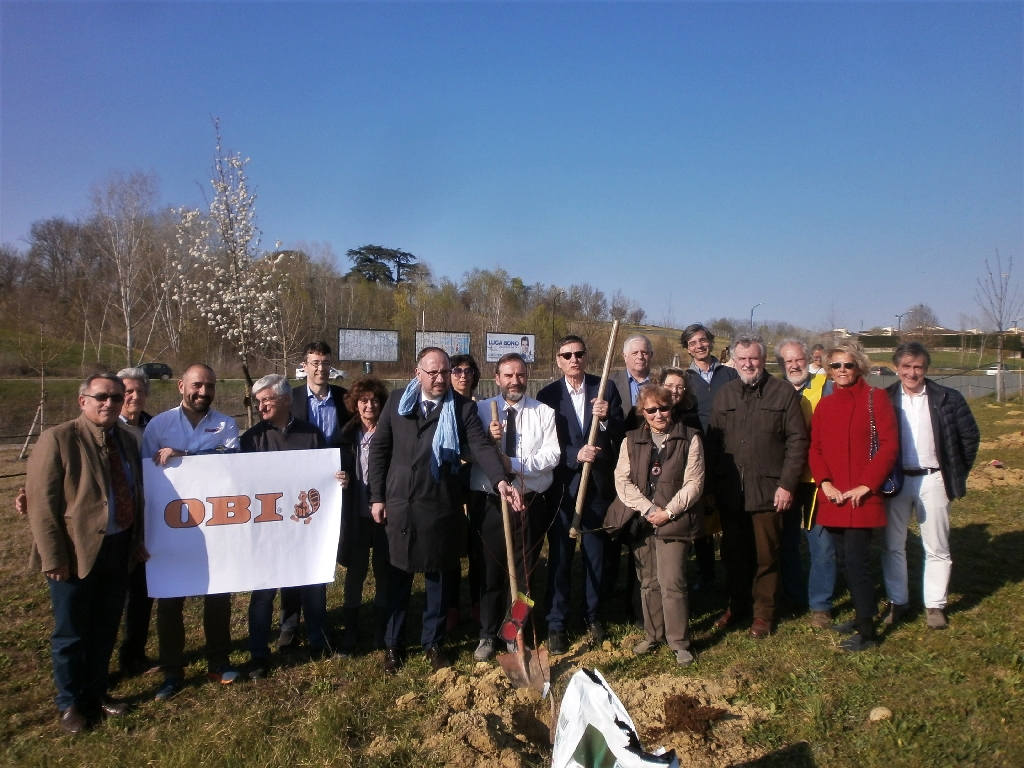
top-left (367, 347), bottom-right (521, 673)
top-left (881, 342), bottom-right (980, 630)
top-left (278, 341), bottom-right (350, 650)
top-left (536, 334), bottom-right (625, 655)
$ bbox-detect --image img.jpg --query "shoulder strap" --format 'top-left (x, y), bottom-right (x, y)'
top-left (868, 387), bottom-right (879, 459)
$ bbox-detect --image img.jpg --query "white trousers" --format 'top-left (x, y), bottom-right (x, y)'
top-left (882, 473), bottom-right (952, 609)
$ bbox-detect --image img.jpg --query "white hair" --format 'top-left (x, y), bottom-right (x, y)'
top-left (252, 374), bottom-right (291, 399)
top-left (622, 333), bottom-right (653, 355)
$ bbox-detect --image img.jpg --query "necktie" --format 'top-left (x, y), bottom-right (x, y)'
top-left (504, 407), bottom-right (517, 457)
top-left (106, 432), bottom-right (135, 530)
top-left (423, 400), bottom-right (436, 418)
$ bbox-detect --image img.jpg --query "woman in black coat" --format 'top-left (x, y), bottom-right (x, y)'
top-left (336, 377), bottom-right (391, 654)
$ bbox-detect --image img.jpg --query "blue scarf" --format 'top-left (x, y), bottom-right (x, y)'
top-left (397, 379), bottom-right (460, 481)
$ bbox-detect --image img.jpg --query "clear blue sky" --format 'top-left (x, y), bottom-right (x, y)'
top-left (2, 1), bottom-right (1021, 331)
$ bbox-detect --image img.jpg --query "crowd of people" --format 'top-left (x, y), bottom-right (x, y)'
top-left (22, 329), bottom-right (981, 734)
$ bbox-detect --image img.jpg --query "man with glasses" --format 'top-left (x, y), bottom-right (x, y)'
top-left (469, 353), bottom-right (560, 661)
top-left (142, 364), bottom-right (240, 700)
top-left (706, 336), bottom-right (808, 640)
top-left (282, 341), bottom-right (351, 650)
top-left (537, 335), bottom-right (625, 655)
top-left (26, 373), bottom-right (145, 732)
top-left (367, 347), bottom-right (522, 673)
top-left (681, 323), bottom-right (739, 593)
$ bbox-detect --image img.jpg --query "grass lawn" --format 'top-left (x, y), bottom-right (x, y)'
top-left (1, 394), bottom-right (1022, 766)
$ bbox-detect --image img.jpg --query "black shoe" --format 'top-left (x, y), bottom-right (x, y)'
top-left (839, 632), bottom-right (879, 652)
top-left (547, 630), bottom-right (568, 656)
top-left (119, 655), bottom-right (157, 678)
top-left (98, 696), bottom-right (128, 717)
top-left (586, 620), bottom-right (606, 644)
top-left (424, 644), bottom-right (449, 672)
top-left (832, 619), bottom-right (857, 636)
top-left (383, 648), bottom-right (402, 675)
top-left (692, 575), bottom-right (715, 593)
top-left (59, 705), bottom-right (86, 734)
top-left (247, 658), bottom-right (269, 680)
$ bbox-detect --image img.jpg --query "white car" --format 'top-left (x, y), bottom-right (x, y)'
top-left (985, 363), bottom-right (1008, 376)
top-left (294, 367), bottom-right (346, 380)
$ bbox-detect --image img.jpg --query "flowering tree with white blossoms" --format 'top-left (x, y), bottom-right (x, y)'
top-left (172, 121), bottom-right (282, 426)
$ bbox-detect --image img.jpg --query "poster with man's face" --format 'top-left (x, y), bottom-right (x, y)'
top-left (486, 333), bottom-right (536, 363)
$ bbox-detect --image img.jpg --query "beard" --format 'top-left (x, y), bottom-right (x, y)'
top-left (738, 369), bottom-right (762, 386)
top-left (502, 386), bottom-right (526, 403)
top-left (786, 370), bottom-right (809, 387)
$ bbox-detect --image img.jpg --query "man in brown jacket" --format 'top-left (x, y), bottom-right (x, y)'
top-left (706, 335), bottom-right (809, 639)
top-left (27, 373), bottom-right (146, 733)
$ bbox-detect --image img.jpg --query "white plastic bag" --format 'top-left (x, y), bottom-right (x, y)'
top-left (551, 668), bottom-right (679, 768)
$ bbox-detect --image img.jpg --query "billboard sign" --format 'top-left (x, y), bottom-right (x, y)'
top-left (336, 329), bottom-right (400, 362)
top-left (485, 333), bottom-right (536, 363)
top-left (415, 331), bottom-right (471, 357)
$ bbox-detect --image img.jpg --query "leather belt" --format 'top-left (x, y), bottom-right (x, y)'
top-left (903, 467), bottom-right (940, 476)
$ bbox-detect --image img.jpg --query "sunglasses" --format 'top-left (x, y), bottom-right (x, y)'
top-left (643, 405), bottom-right (672, 414)
top-left (450, 366), bottom-right (474, 377)
top-left (558, 351), bottom-right (586, 360)
top-left (498, 593), bottom-right (534, 644)
top-left (829, 362), bottom-right (857, 370)
top-left (82, 393), bottom-right (125, 404)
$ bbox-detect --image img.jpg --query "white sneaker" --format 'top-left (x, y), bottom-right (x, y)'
top-left (674, 648), bottom-right (695, 666)
top-left (473, 638), bottom-right (496, 661)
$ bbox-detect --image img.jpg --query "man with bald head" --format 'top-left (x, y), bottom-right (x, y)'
top-left (141, 364), bottom-right (240, 701)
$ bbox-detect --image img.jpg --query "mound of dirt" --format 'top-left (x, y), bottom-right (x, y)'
top-left (967, 463), bottom-right (1024, 491)
top-left (414, 640), bottom-right (769, 768)
top-left (978, 431), bottom-right (1024, 450)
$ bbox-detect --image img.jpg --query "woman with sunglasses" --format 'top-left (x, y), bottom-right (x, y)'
top-left (449, 354), bottom-right (480, 400)
top-left (808, 341), bottom-right (898, 652)
top-left (612, 386), bottom-right (705, 665)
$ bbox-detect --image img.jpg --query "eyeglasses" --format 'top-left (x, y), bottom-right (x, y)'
top-left (643, 405), bottom-right (672, 414)
top-left (82, 393), bottom-right (125, 404)
top-left (305, 360), bottom-right (330, 369)
top-left (686, 337), bottom-right (709, 348)
top-left (829, 362), bottom-right (857, 370)
top-left (451, 366), bottom-right (474, 378)
top-left (255, 395), bottom-right (281, 407)
top-left (418, 368), bottom-right (451, 379)
top-left (558, 351), bottom-right (586, 360)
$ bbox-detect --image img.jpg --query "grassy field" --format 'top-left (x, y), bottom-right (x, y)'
top-left (1, 394), bottom-right (1022, 767)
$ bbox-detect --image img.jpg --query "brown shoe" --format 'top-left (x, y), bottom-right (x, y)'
top-left (59, 705), bottom-right (86, 734)
top-left (809, 611), bottom-right (832, 629)
top-left (881, 602), bottom-right (910, 626)
top-left (713, 609), bottom-right (732, 630)
top-left (383, 648), bottom-right (402, 675)
top-left (926, 608), bottom-right (948, 630)
top-left (98, 696), bottom-right (128, 717)
top-left (748, 618), bottom-right (772, 639)
top-left (424, 644), bottom-right (450, 672)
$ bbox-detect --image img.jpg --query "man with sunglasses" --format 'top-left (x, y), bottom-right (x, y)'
top-left (367, 347), bottom-right (522, 673)
top-left (26, 373), bottom-right (146, 732)
top-left (142, 364), bottom-right (240, 700)
top-left (537, 335), bottom-right (625, 655)
top-left (706, 335), bottom-right (808, 640)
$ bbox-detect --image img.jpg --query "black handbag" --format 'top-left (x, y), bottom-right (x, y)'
top-left (868, 388), bottom-right (903, 497)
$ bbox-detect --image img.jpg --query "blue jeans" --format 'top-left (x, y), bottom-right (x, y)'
top-left (543, 487), bottom-right (609, 632)
top-left (47, 530), bottom-right (131, 710)
top-left (248, 584), bottom-right (329, 659)
top-left (384, 567), bottom-right (449, 650)
top-left (805, 524), bottom-right (837, 612)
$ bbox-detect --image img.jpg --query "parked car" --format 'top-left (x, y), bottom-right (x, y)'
top-left (294, 367), bottom-right (346, 380)
top-left (985, 363), bottom-right (1009, 376)
top-left (141, 362), bottom-right (173, 381)
top-left (869, 366), bottom-right (896, 377)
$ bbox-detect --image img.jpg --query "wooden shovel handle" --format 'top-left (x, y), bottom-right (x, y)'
top-left (491, 400), bottom-right (520, 600)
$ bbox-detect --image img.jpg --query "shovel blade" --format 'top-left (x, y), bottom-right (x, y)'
top-left (497, 646), bottom-right (550, 695)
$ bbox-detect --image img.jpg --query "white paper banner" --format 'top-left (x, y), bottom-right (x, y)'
top-left (144, 450), bottom-right (342, 598)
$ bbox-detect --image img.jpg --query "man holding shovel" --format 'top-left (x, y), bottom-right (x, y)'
top-left (537, 335), bottom-right (625, 655)
top-left (469, 353), bottom-right (560, 661)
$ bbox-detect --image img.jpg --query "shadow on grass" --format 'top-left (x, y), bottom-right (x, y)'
top-left (947, 523), bottom-right (1024, 614)
top-left (734, 741), bottom-right (816, 767)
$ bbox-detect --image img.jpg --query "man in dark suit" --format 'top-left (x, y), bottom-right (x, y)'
top-left (536, 335), bottom-right (625, 655)
top-left (26, 373), bottom-right (146, 733)
top-left (367, 347), bottom-right (521, 673)
top-left (279, 340), bottom-right (351, 649)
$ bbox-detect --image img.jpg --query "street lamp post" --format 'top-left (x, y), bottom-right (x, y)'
top-left (551, 290), bottom-right (560, 378)
top-left (749, 302), bottom-right (763, 331)
top-left (895, 313), bottom-right (906, 337)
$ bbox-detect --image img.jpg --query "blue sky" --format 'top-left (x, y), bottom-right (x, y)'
top-left (2, 1), bottom-right (1021, 331)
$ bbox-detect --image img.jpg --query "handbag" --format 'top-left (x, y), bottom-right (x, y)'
top-left (868, 388), bottom-right (903, 497)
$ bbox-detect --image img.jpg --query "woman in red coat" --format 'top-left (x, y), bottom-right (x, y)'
top-left (808, 341), bottom-right (899, 651)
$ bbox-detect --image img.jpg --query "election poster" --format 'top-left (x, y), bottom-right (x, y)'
top-left (485, 332), bottom-right (536, 363)
top-left (144, 450), bottom-right (342, 598)
top-left (415, 331), bottom-right (471, 357)
top-left (337, 328), bottom-right (400, 362)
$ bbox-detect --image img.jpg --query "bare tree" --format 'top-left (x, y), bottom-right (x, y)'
top-left (903, 303), bottom-right (940, 331)
top-left (975, 249), bottom-right (1023, 401)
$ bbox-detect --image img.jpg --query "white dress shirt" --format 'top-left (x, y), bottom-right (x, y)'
top-left (141, 406), bottom-right (240, 458)
top-left (899, 388), bottom-right (940, 470)
top-left (564, 377), bottom-right (607, 432)
top-left (470, 395), bottom-right (560, 495)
